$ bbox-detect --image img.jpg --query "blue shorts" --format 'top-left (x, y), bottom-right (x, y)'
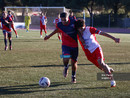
top-left (3, 30), bottom-right (12, 37)
top-left (62, 45), bottom-right (78, 62)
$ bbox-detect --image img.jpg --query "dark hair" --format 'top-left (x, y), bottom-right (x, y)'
top-left (8, 10), bottom-right (11, 13)
top-left (60, 12), bottom-right (68, 18)
top-left (2, 11), bottom-right (5, 13)
top-left (74, 19), bottom-right (85, 29)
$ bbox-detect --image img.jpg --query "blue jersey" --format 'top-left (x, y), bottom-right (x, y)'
top-left (56, 20), bottom-right (78, 48)
top-left (69, 15), bottom-right (76, 24)
top-left (0, 16), bottom-right (12, 32)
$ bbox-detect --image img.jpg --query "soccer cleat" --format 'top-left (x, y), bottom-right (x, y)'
top-left (9, 46), bottom-right (12, 50)
top-left (45, 34), bottom-right (47, 37)
top-left (110, 67), bottom-right (114, 73)
top-left (40, 35), bottom-right (43, 38)
top-left (26, 30), bottom-right (28, 32)
top-left (71, 77), bottom-right (76, 83)
top-left (5, 46), bottom-right (8, 51)
top-left (111, 80), bottom-right (116, 87)
top-left (16, 35), bottom-right (19, 38)
top-left (63, 66), bottom-right (69, 78)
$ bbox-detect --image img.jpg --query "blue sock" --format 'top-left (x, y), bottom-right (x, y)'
top-left (72, 71), bottom-right (76, 77)
top-left (9, 40), bottom-right (12, 46)
top-left (4, 39), bottom-right (7, 46)
top-left (64, 64), bottom-right (69, 68)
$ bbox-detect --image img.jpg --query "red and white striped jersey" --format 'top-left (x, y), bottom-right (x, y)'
top-left (53, 18), bottom-right (61, 25)
top-left (40, 16), bottom-right (47, 25)
top-left (7, 14), bottom-right (14, 20)
top-left (80, 26), bottom-right (101, 53)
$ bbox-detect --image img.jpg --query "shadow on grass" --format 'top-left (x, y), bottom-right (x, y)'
top-left (78, 62), bottom-right (130, 66)
top-left (0, 62), bottom-right (130, 69)
top-left (0, 84), bottom-right (39, 95)
top-left (0, 82), bottom-right (109, 95)
top-left (0, 65), bottom-right (63, 69)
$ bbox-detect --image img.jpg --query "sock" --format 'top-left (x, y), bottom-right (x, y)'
top-left (9, 40), bottom-right (12, 46)
top-left (4, 39), bottom-right (7, 47)
top-left (64, 64), bottom-right (69, 68)
top-left (58, 35), bottom-right (61, 40)
top-left (14, 30), bottom-right (18, 35)
top-left (72, 71), bottom-right (76, 77)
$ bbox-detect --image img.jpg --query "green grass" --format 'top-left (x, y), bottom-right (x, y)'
top-left (0, 29), bottom-right (130, 98)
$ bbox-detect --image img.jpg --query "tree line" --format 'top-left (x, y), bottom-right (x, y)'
top-left (0, 0), bottom-right (130, 26)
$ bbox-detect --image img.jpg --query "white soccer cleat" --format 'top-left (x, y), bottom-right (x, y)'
top-left (111, 80), bottom-right (116, 87)
top-left (109, 67), bottom-right (114, 73)
top-left (16, 35), bottom-right (19, 38)
top-left (71, 76), bottom-right (76, 83)
top-left (4, 46), bottom-right (8, 51)
top-left (40, 35), bottom-right (43, 38)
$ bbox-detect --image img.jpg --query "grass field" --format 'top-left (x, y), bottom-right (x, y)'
top-left (0, 29), bottom-right (130, 98)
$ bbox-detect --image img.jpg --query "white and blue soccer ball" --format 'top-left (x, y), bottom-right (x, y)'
top-left (39, 77), bottom-right (50, 88)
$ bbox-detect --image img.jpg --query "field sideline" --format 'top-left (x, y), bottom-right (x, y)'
top-left (0, 29), bottom-right (130, 98)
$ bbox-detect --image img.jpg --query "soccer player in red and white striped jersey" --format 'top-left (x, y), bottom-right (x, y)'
top-left (53, 14), bottom-right (61, 41)
top-left (7, 10), bottom-right (18, 38)
top-left (75, 19), bottom-right (120, 87)
top-left (40, 13), bottom-right (47, 38)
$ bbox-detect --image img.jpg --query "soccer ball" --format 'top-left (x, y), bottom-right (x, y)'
top-left (39, 77), bottom-right (50, 88)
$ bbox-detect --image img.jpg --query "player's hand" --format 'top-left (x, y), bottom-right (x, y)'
top-left (44, 35), bottom-right (50, 40)
top-left (114, 38), bottom-right (120, 43)
top-left (5, 20), bottom-right (9, 24)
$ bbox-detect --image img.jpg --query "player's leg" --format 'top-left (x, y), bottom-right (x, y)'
top-left (40, 25), bottom-right (43, 37)
top-left (97, 58), bottom-right (116, 87)
top-left (62, 45), bottom-right (70, 78)
top-left (8, 32), bottom-right (12, 50)
top-left (63, 58), bottom-right (70, 77)
top-left (71, 60), bottom-right (77, 83)
top-left (71, 47), bottom-right (78, 83)
top-left (11, 24), bottom-right (18, 38)
top-left (57, 33), bottom-right (61, 41)
top-left (3, 30), bottom-right (8, 50)
top-left (43, 25), bottom-right (47, 36)
top-left (27, 23), bottom-right (30, 31)
top-left (25, 22), bottom-right (28, 32)
top-left (90, 47), bottom-right (116, 87)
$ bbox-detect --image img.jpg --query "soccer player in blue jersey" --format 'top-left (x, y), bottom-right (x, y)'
top-left (44, 12), bottom-right (78, 83)
top-left (69, 11), bottom-right (76, 24)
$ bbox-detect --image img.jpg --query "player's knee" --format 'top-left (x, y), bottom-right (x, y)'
top-left (63, 58), bottom-right (69, 65)
top-left (97, 59), bottom-right (105, 67)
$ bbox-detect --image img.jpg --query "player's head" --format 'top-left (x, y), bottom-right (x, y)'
top-left (40, 12), bottom-right (44, 16)
top-left (60, 12), bottom-right (68, 25)
top-left (69, 11), bottom-right (73, 16)
top-left (26, 12), bottom-right (29, 16)
top-left (2, 11), bottom-right (7, 18)
top-left (8, 10), bottom-right (11, 15)
top-left (75, 19), bottom-right (85, 32)
top-left (57, 13), bottom-right (60, 19)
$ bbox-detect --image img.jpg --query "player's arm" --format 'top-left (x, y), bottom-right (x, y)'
top-left (45, 16), bottom-right (47, 24)
top-left (77, 32), bottom-right (85, 44)
top-left (53, 19), bottom-right (56, 26)
top-left (5, 18), bottom-right (12, 25)
top-left (44, 28), bottom-right (59, 40)
top-left (100, 31), bottom-right (120, 43)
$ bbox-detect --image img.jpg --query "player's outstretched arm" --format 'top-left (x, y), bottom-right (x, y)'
top-left (100, 31), bottom-right (120, 43)
top-left (44, 28), bottom-right (59, 40)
